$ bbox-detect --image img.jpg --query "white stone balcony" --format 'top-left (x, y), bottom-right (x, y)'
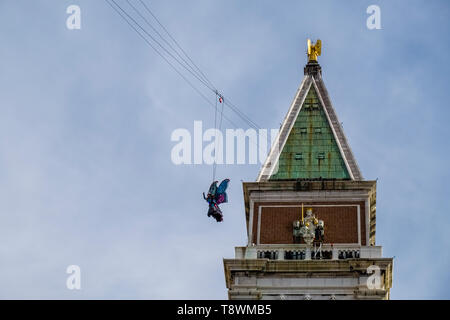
top-left (234, 244), bottom-right (382, 261)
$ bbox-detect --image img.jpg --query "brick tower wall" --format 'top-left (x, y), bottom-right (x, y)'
top-left (251, 201), bottom-right (366, 245)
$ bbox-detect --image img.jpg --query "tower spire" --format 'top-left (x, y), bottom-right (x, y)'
top-left (224, 43), bottom-right (393, 300)
top-left (257, 39), bottom-right (362, 181)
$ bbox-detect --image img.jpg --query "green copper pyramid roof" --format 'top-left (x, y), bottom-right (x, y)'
top-left (270, 86), bottom-right (350, 180)
top-left (257, 65), bottom-right (362, 181)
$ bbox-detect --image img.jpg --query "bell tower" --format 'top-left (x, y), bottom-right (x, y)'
top-left (223, 40), bottom-right (393, 300)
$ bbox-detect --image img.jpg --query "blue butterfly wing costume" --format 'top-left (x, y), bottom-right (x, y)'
top-left (215, 179), bottom-right (229, 204)
top-left (203, 179), bottom-right (230, 222)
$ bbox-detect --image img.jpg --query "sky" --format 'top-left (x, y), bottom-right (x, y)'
top-left (0, 0), bottom-right (449, 299)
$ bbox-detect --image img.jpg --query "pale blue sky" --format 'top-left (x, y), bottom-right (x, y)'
top-left (0, 0), bottom-right (449, 299)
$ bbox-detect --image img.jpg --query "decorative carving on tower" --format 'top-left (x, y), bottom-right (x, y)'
top-left (293, 208), bottom-right (324, 245)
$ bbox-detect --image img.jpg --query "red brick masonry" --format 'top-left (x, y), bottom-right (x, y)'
top-left (252, 201), bottom-right (366, 245)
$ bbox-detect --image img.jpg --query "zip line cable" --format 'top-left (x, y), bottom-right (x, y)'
top-left (110, 0), bottom-right (215, 92)
top-left (212, 94), bottom-right (218, 181)
top-left (105, 0), bottom-right (261, 130)
top-left (222, 98), bottom-right (260, 130)
top-left (136, 0), bottom-right (260, 130)
top-left (107, 0), bottom-right (270, 177)
top-left (109, 0), bottom-right (260, 130)
top-left (126, 0), bottom-right (212, 88)
top-left (136, 0), bottom-right (215, 89)
top-left (105, 0), bottom-right (240, 130)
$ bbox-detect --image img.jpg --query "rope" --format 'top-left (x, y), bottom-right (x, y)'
top-left (212, 92), bottom-right (218, 181)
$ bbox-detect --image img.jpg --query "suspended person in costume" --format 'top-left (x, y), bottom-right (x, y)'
top-left (203, 179), bottom-right (230, 222)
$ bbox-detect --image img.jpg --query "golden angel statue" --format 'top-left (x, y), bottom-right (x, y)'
top-left (307, 39), bottom-right (322, 62)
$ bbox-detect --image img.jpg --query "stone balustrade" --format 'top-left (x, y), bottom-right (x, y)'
top-left (234, 244), bottom-right (382, 261)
